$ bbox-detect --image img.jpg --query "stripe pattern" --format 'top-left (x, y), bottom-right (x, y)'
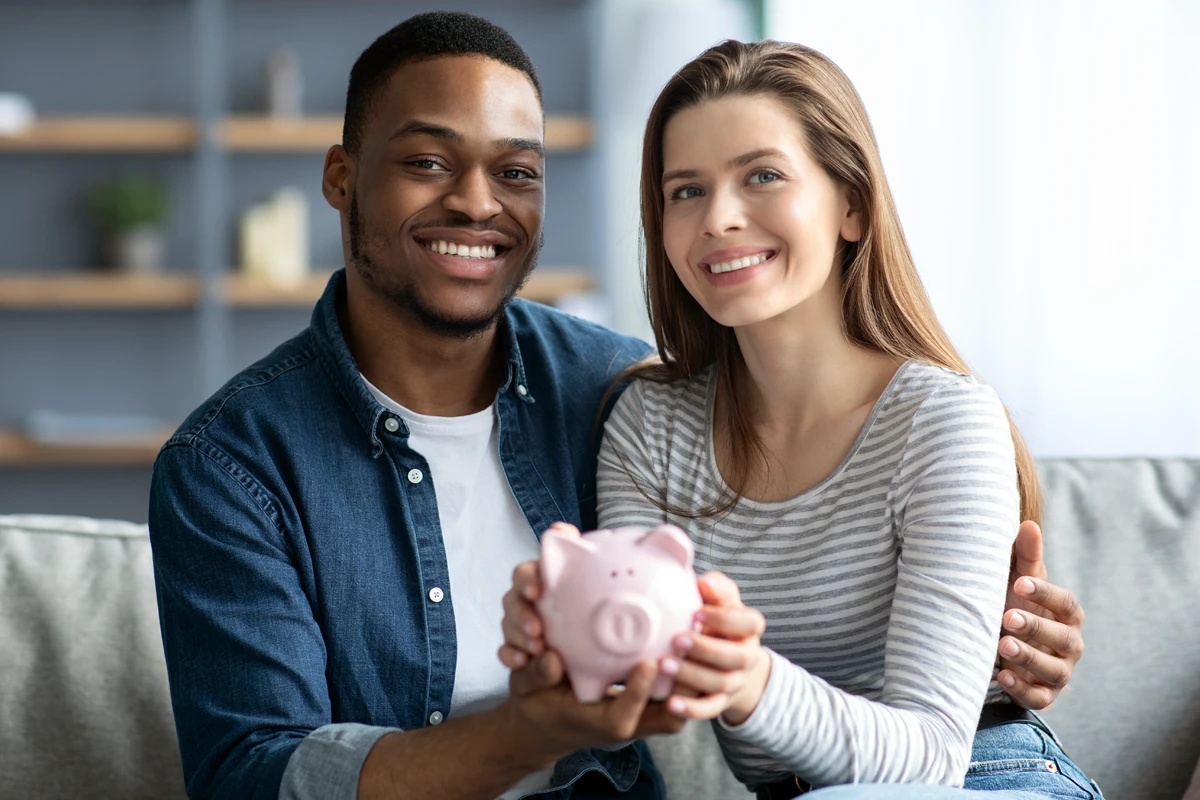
top-left (597, 361), bottom-right (1020, 788)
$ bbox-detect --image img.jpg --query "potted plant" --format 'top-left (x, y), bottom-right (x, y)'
top-left (88, 176), bottom-right (169, 273)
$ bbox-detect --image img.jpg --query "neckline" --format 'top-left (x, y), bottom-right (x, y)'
top-left (702, 360), bottom-right (914, 511)
top-left (360, 373), bottom-right (495, 434)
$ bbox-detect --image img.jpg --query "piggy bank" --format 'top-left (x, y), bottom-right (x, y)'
top-left (536, 524), bottom-right (702, 703)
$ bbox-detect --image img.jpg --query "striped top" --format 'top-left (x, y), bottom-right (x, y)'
top-left (597, 361), bottom-right (1020, 788)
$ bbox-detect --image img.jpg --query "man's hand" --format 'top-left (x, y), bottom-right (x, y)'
top-left (998, 521), bottom-right (1086, 710)
top-left (506, 650), bottom-right (685, 764)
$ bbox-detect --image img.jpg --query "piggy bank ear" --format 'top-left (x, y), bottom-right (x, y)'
top-left (639, 524), bottom-right (693, 571)
top-left (540, 529), bottom-right (596, 589)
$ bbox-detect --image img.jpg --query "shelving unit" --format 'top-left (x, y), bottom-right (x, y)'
top-left (0, 0), bottom-right (603, 506)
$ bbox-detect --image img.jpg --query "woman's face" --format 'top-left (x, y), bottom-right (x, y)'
top-left (660, 94), bottom-right (861, 329)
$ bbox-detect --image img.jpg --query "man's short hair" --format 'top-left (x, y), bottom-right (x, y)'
top-left (343, 11), bottom-right (544, 154)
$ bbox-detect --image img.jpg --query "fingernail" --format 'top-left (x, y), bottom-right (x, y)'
top-left (1016, 577), bottom-right (1036, 595)
top-left (1008, 612), bottom-right (1027, 630)
top-left (999, 672), bottom-right (1016, 688)
top-left (661, 658), bottom-right (680, 676)
top-left (668, 697), bottom-right (686, 715)
top-left (694, 610), bottom-right (707, 623)
top-left (512, 652), bottom-right (527, 667)
top-left (675, 635), bottom-right (694, 651)
top-left (524, 620), bottom-right (538, 636)
top-left (522, 586), bottom-right (538, 600)
top-left (1001, 639), bottom-right (1020, 658)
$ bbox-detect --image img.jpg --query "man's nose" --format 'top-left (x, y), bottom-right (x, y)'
top-left (443, 168), bottom-right (502, 221)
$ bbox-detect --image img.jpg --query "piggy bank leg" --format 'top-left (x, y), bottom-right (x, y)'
top-left (650, 673), bottom-right (675, 701)
top-left (570, 674), bottom-right (611, 703)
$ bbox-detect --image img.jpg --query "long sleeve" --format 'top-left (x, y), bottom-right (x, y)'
top-left (713, 382), bottom-right (1020, 787)
top-left (150, 444), bottom-right (396, 800)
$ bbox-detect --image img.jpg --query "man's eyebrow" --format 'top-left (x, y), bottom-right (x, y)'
top-left (662, 148), bottom-right (791, 185)
top-left (495, 137), bottom-right (545, 158)
top-left (388, 120), bottom-right (465, 143)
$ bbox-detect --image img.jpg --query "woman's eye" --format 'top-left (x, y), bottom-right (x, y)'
top-left (749, 170), bottom-right (780, 185)
top-left (671, 186), bottom-right (704, 201)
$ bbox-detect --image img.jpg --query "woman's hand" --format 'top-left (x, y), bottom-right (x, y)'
top-left (661, 571), bottom-right (771, 726)
top-left (498, 522), bottom-right (575, 668)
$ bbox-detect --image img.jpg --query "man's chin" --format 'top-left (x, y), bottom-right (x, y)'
top-left (391, 283), bottom-right (522, 341)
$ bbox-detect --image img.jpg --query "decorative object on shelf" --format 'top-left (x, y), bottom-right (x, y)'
top-left (23, 410), bottom-right (170, 447)
top-left (88, 176), bottom-right (169, 273)
top-left (0, 93), bottom-right (35, 135)
top-left (266, 50), bottom-right (304, 118)
top-left (239, 187), bottom-right (310, 286)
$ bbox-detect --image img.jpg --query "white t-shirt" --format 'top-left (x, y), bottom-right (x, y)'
top-left (363, 377), bottom-right (552, 799)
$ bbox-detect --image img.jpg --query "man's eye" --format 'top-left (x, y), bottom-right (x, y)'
top-left (501, 168), bottom-right (536, 180)
top-left (408, 159), bottom-right (445, 171)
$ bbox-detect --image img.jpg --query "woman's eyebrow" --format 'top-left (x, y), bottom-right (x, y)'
top-left (662, 148), bottom-right (790, 185)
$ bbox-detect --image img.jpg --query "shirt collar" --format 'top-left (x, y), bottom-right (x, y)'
top-left (309, 270), bottom-right (535, 457)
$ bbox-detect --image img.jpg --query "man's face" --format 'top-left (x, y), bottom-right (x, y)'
top-left (341, 56), bottom-right (545, 338)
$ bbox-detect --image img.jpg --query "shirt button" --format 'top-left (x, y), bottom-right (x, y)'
top-left (407, 468), bottom-right (423, 484)
top-left (516, 384), bottom-right (528, 397)
top-left (428, 587), bottom-right (444, 603)
top-left (383, 417), bottom-right (400, 433)
top-left (428, 711), bottom-right (443, 725)
top-left (1045, 761), bottom-right (1058, 772)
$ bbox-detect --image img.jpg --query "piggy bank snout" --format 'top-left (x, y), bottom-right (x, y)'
top-left (591, 594), bottom-right (660, 657)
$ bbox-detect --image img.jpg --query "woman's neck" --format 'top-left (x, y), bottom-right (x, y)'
top-left (732, 276), bottom-right (899, 438)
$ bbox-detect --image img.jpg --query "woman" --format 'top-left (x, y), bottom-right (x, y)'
top-left (502, 40), bottom-right (1099, 799)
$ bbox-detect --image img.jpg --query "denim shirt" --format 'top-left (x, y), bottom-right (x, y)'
top-left (148, 270), bottom-right (656, 800)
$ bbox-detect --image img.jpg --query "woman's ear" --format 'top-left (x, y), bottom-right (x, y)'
top-left (840, 186), bottom-right (864, 243)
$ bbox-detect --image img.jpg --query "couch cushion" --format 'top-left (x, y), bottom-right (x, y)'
top-left (0, 515), bottom-right (185, 799)
top-left (1037, 459), bottom-right (1200, 800)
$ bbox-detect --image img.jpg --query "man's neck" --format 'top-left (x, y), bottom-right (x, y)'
top-left (340, 279), bottom-right (505, 418)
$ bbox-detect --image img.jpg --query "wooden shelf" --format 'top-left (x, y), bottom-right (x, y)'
top-left (222, 114), bottom-right (592, 152)
top-left (0, 117), bottom-right (196, 152)
top-left (0, 114), bottom-right (592, 153)
top-left (0, 269), bottom-right (593, 309)
top-left (0, 273), bottom-right (199, 308)
top-left (0, 429), bottom-right (169, 467)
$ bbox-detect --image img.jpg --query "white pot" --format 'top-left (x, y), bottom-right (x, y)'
top-left (105, 227), bottom-right (165, 273)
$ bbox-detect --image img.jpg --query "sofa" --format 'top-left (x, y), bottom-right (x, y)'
top-left (2, 458), bottom-right (1198, 800)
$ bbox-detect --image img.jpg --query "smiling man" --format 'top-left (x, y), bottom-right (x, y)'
top-left (148, 12), bottom-right (1088, 800)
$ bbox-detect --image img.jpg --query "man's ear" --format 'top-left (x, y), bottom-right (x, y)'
top-left (322, 144), bottom-right (353, 212)
top-left (840, 185), bottom-right (864, 243)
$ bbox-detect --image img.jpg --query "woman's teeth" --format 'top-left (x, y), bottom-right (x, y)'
top-left (423, 239), bottom-right (497, 259)
top-left (708, 251), bottom-right (770, 274)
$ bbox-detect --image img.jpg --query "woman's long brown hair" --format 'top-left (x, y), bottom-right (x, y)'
top-left (626, 39), bottom-right (1041, 524)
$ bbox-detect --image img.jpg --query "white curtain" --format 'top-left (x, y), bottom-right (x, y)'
top-left (766, 0), bottom-right (1200, 456)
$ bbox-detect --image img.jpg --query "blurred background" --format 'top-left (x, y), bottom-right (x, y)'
top-left (0, 0), bottom-right (1196, 522)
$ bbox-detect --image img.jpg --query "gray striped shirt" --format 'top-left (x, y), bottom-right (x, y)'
top-left (597, 361), bottom-right (1020, 788)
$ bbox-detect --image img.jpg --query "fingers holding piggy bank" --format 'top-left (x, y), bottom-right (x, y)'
top-left (514, 524), bottom-right (703, 703)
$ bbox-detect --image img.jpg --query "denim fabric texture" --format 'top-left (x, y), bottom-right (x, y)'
top-left (801, 721), bottom-right (1102, 799)
top-left (148, 270), bottom-right (654, 800)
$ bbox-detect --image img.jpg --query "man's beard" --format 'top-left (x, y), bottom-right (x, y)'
top-left (349, 194), bottom-right (539, 341)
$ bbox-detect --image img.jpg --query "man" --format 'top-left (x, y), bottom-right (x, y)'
top-left (148, 12), bottom-right (1085, 800)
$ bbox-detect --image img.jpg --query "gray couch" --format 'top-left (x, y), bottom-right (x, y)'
top-left (2, 459), bottom-right (1198, 799)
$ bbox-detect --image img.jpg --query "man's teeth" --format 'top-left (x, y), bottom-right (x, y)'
top-left (423, 240), bottom-right (497, 259)
top-left (708, 252), bottom-right (771, 274)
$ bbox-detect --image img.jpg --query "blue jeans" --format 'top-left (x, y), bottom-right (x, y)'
top-left (804, 720), bottom-right (1102, 799)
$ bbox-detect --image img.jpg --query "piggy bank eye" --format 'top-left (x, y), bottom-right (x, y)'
top-left (627, 569), bottom-right (635, 576)
top-left (610, 570), bottom-right (618, 578)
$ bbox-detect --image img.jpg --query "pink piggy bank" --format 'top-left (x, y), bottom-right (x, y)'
top-left (536, 524), bottom-right (702, 703)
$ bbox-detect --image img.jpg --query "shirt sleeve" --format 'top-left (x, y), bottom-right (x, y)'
top-left (713, 381), bottom-right (1021, 787)
top-left (149, 442), bottom-right (397, 800)
top-left (596, 378), bottom-right (671, 530)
